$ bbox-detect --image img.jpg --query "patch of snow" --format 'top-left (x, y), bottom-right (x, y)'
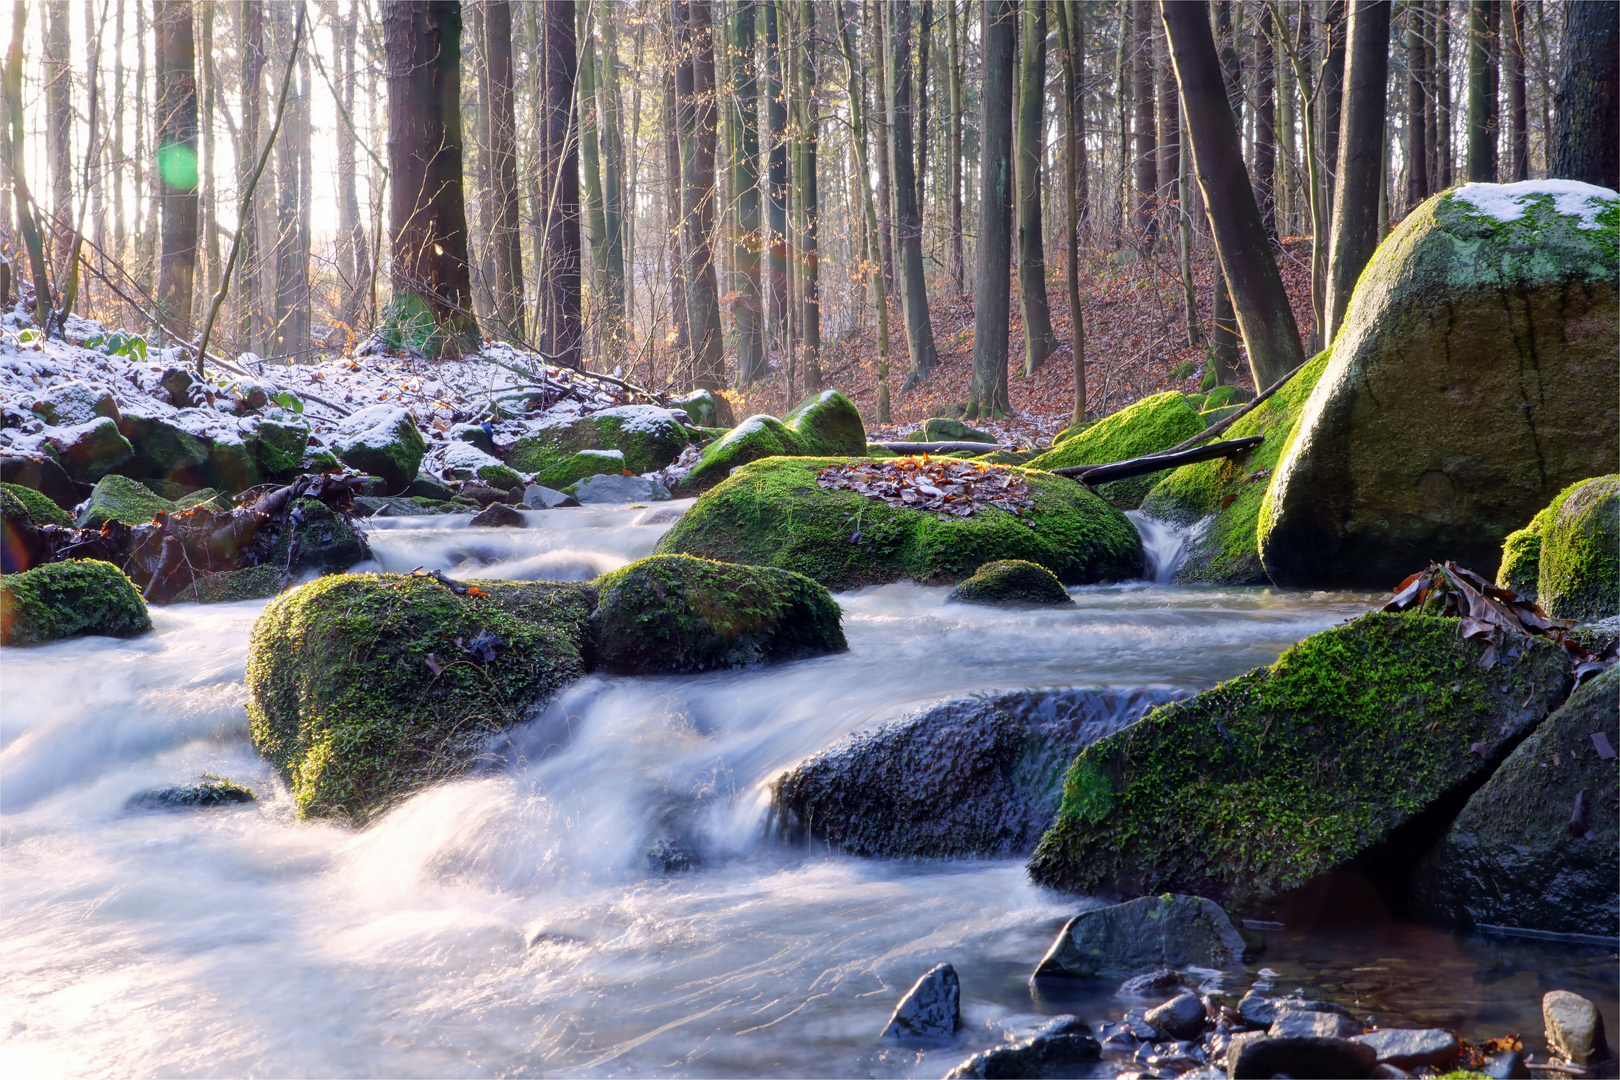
top-left (1451, 179), bottom-right (1618, 229)
top-left (439, 440), bottom-right (504, 471)
top-left (333, 405), bottom-right (416, 450)
top-left (591, 403), bottom-right (680, 433)
top-left (716, 415), bottom-right (770, 448)
top-left (577, 448), bottom-right (624, 460)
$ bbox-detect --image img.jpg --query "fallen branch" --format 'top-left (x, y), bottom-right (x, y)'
top-left (1053, 435), bottom-right (1265, 484)
top-left (873, 441), bottom-right (1016, 454)
top-left (1161, 357), bottom-right (1316, 456)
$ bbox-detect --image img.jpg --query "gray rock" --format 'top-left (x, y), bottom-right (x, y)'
top-left (523, 484), bottom-right (580, 509)
top-left (1226, 1034), bottom-right (1377, 1079)
top-left (408, 474), bottom-right (460, 501)
top-left (0, 454), bottom-right (79, 509)
top-left (1351, 1028), bottom-right (1459, 1070)
top-left (1119, 969), bottom-right (1185, 997)
top-left (571, 473), bottom-right (671, 504)
top-left (1269, 1008), bottom-right (1362, 1040)
top-left (125, 777), bottom-right (255, 810)
top-left (1483, 1049), bottom-right (1532, 1079)
top-left (879, 962), bottom-right (960, 1041)
top-left (771, 688), bottom-right (1186, 860)
top-left (1032, 894), bottom-right (1262, 981)
top-left (1237, 990), bottom-right (1277, 1028)
top-left (1145, 992), bottom-right (1207, 1041)
top-left (944, 1016), bottom-right (1099, 1079)
top-left (1544, 990), bottom-right (1613, 1067)
top-left (469, 502), bottom-right (526, 528)
top-left (47, 416), bottom-right (134, 482)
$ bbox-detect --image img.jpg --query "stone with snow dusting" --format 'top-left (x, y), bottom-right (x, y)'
top-left (880, 963), bottom-right (961, 1041)
top-left (329, 405), bottom-right (426, 491)
top-left (1450, 178), bottom-right (1616, 229)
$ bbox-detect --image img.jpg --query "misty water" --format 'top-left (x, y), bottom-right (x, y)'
top-left (2, 505), bottom-right (1614, 1077)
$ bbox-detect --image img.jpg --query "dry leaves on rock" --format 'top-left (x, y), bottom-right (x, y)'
top-left (817, 457), bottom-right (1035, 522)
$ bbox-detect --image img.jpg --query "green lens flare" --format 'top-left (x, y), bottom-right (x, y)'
top-left (156, 143), bottom-right (198, 192)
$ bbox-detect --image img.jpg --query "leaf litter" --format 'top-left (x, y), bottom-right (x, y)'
top-left (817, 457), bottom-right (1035, 523)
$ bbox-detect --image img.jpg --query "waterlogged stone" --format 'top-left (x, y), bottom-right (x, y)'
top-left (1269, 1008), bottom-right (1362, 1040)
top-left (1145, 992), bottom-right (1208, 1040)
top-left (1226, 1035), bottom-right (1377, 1079)
top-left (943, 1016), bottom-right (1100, 1079)
top-left (570, 472), bottom-right (670, 504)
top-left (948, 559), bottom-right (1075, 605)
top-left (879, 962), bottom-right (960, 1041)
top-left (469, 502), bottom-right (526, 528)
top-left (125, 777), bottom-right (256, 811)
top-left (1031, 894), bottom-right (1259, 981)
top-left (1350, 1028), bottom-right (1459, 1071)
top-left (1119, 969), bottom-right (1186, 997)
top-left (1543, 990), bottom-right (1613, 1066)
top-left (523, 484), bottom-right (579, 509)
top-left (0, 559), bottom-right (152, 646)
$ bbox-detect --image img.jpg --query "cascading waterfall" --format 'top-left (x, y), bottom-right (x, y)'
top-left (1125, 510), bottom-right (1198, 584)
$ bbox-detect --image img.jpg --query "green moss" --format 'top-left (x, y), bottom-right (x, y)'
top-left (376, 290), bottom-right (477, 358)
top-left (126, 774), bottom-right (257, 809)
top-left (656, 456), bottom-right (1142, 592)
top-left (1201, 384), bottom-right (1247, 410)
top-left (508, 441), bottom-right (630, 488)
top-left (1438, 185), bottom-right (1620, 273)
top-left (77, 473), bottom-right (177, 528)
top-left (1497, 523), bottom-right (1546, 600)
top-left (1, 482), bottom-right (71, 527)
top-left (905, 418), bottom-right (997, 444)
top-left (1026, 613), bottom-right (1571, 908)
top-left (676, 391), bottom-right (867, 494)
top-left (254, 414), bottom-right (311, 479)
top-left (590, 554), bottom-right (846, 674)
top-left (172, 565), bottom-right (285, 604)
top-left (1139, 352), bottom-right (1331, 584)
top-left (1538, 474), bottom-right (1619, 620)
top-left (948, 559), bottom-right (1074, 605)
top-left (508, 408), bottom-right (692, 485)
top-left (247, 573), bottom-right (596, 821)
top-left (1026, 391), bottom-right (1205, 508)
top-left (264, 498), bottom-right (368, 574)
top-left (1, 559), bottom-right (152, 645)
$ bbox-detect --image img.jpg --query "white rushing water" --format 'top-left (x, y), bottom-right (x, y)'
top-left (0, 506), bottom-right (1381, 1078)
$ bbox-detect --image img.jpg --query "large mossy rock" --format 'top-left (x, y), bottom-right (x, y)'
top-left (77, 473), bottom-right (177, 528)
top-left (656, 456), bottom-right (1143, 592)
top-left (172, 565), bottom-right (286, 604)
top-left (1537, 475), bottom-right (1619, 621)
top-left (1026, 613), bottom-right (1572, 910)
top-left (1, 559), bottom-right (152, 645)
top-left (675, 390), bottom-right (867, 494)
top-left (1259, 183), bottom-right (1620, 588)
top-left (770, 688), bottom-right (1185, 859)
top-left (253, 411), bottom-right (312, 480)
top-left (2, 482), bottom-right (71, 528)
top-left (590, 554), bottom-right (845, 674)
top-left (46, 416), bottom-right (134, 482)
top-left (0, 454), bottom-right (79, 510)
top-left (328, 405), bottom-right (427, 491)
top-left (1138, 353), bottom-right (1330, 584)
top-left (2, 483), bottom-right (72, 572)
top-left (507, 405), bottom-right (692, 486)
top-left (115, 411), bottom-right (210, 487)
top-left (1410, 666), bottom-right (1618, 937)
top-left (248, 574), bottom-right (597, 821)
top-left (672, 389), bottom-right (736, 429)
top-left (1025, 391), bottom-right (1204, 508)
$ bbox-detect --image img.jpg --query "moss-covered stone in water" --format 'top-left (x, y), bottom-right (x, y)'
top-left (126, 774), bottom-right (257, 810)
top-left (949, 559), bottom-right (1074, 605)
top-left (1025, 391), bottom-right (1205, 508)
top-left (1, 482), bottom-right (71, 527)
top-left (676, 391), bottom-right (868, 493)
top-left (77, 473), bottom-right (177, 528)
top-left (1, 559), bottom-right (152, 645)
top-left (1537, 474), bottom-right (1619, 621)
top-left (247, 573), bottom-right (596, 821)
top-left (591, 554), bottom-right (846, 674)
top-left (657, 456), bottom-right (1142, 592)
top-left (172, 564), bottom-right (285, 604)
top-left (507, 406), bottom-right (692, 486)
top-left (265, 498), bottom-right (368, 575)
top-left (1138, 352), bottom-right (1330, 584)
top-left (1025, 613), bottom-right (1572, 909)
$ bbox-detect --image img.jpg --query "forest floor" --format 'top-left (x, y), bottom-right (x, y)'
top-left (736, 237), bottom-right (1319, 449)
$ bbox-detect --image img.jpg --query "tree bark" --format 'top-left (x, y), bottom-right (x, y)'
top-left (762, 0), bottom-right (789, 350)
top-left (599, 9), bottom-right (627, 363)
top-left (1254, 4), bottom-right (1276, 238)
top-left (1325, 0), bottom-right (1390, 345)
top-left (1407, 2), bottom-right (1430, 205)
top-left (1466, 0), bottom-right (1496, 181)
top-left (1505, 0), bottom-right (1526, 180)
top-left (663, 65), bottom-right (689, 370)
top-left (915, 0), bottom-right (930, 216)
top-left (199, 1), bottom-right (218, 314)
top-left (1132, 0), bottom-right (1158, 251)
top-left (967, 0), bottom-right (1015, 419)
top-left (384, 0), bottom-right (478, 357)
top-left (1436, 2), bottom-right (1452, 187)
top-left (1156, 3), bottom-right (1180, 231)
top-left (1016, 0), bottom-right (1055, 376)
top-left (886, 0), bottom-right (936, 392)
top-left (678, 0), bottom-right (724, 390)
top-left (45, 0), bottom-right (71, 271)
top-left (869, 0), bottom-right (896, 294)
top-left (238, 0), bottom-right (263, 351)
top-left (1550, 0), bottom-right (1618, 189)
top-left (5, 1), bottom-right (52, 328)
top-left (579, 10), bottom-right (607, 357)
top-left (793, 0), bottom-right (820, 393)
top-left (1163, 0), bottom-right (1303, 390)
top-left (539, 0), bottom-right (581, 367)
top-left (156, 0), bottom-right (200, 336)
top-left (732, 0), bottom-right (766, 384)
top-left (839, 0), bottom-right (890, 418)
top-left (482, 0), bottom-right (523, 340)
top-left (946, 0), bottom-right (963, 292)
top-left (1055, 0), bottom-right (1085, 422)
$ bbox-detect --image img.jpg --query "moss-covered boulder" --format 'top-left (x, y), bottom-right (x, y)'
top-left (126, 775), bottom-right (257, 810)
top-left (507, 405), bottom-right (692, 486)
top-left (672, 389), bottom-right (736, 429)
top-left (1026, 613), bottom-right (1572, 910)
top-left (253, 411), bottom-right (311, 480)
top-left (656, 456), bottom-right (1142, 591)
top-left (906, 418), bottom-right (997, 444)
top-left (2, 482), bottom-right (71, 527)
top-left (328, 405), bottom-right (427, 491)
top-left (948, 559), bottom-right (1074, 605)
top-left (201, 433), bottom-right (264, 493)
top-left (439, 440), bottom-right (525, 492)
top-left (1410, 666), bottom-right (1617, 937)
top-left (1, 559), bottom-right (152, 645)
top-left (591, 554), bottom-right (845, 674)
top-left (1138, 353), bottom-right (1330, 584)
top-left (77, 473), bottom-right (176, 528)
top-left (1497, 519), bottom-right (1546, 601)
top-left (0, 454), bottom-right (78, 510)
top-left (265, 497), bottom-right (369, 575)
top-left (1025, 391), bottom-right (1204, 508)
top-left (248, 574), bottom-right (596, 821)
top-left (2, 483), bottom-right (72, 572)
top-left (675, 390), bottom-right (868, 494)
top-left (115, 411), bottom-right (210, 486)
top-left (172, 565), bottom-right (286, 604)
top-left (1259, 183), bottom-right (1620, 588)
top-left (46, 416), bottom-right (134, 482)
top-left (1536, 475), bottom-right (1619, 621)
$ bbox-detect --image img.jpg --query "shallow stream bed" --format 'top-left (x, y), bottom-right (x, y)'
top-left (2, 505), bottom-right (1614, 1077)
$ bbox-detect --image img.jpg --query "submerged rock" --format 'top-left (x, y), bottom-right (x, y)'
top-left (1026, 613), bottom-right (1572, 909)
top-left (657, 456), bottom-right (1142, 592)
top-left (328, 405), bottom-right (427, 490)
top-left (1410, 665), bottom-right (1618, 937)
top-left (1031, 894), bottom-right (1259, 981)
top-left (522, 484), bottom-right (579, 509)
top-left (771, 687), bottom-right (1184, 859)
top-left (943, 1016), bottom-right (1100, 1079)
top-left (948, 559), bottom-right (1074, 605)
top-left (879, 962), bottom-right (960, 1040)
top-left (126, 776), bottom-right (256, 810)
top-left (1, 559), bottom-right (152, 646)
top-left (1026, 391), bottom-right (1205, 508)
top-left (1145, 992), bottom-right (1208, 1041)
top-left (468, 502), bottom-right (526, 528)
top-left (1259, 183), bottom-right (1620, 588)
top-left (675, 390), bottom-right (867, 494)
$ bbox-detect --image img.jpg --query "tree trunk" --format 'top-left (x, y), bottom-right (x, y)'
top-left (1254, 4), bottom-right (1275, 238)
top-left (1055, 0), bottom-right (1085, 421)
top-left (200, 1), bottom-right (218, 315)
top-left (336, 0), bottom-right (370, 332)
top-left (762, 0), bottom-right (788, 350)
top-left (1407, 2), bottom-right (1430, 206)
top-left (869, 0), bottom-right (896, 294)
top-left (483, 0), bottom-right (523, 340)
top-left (238, 0), bottom-right (262, 350)
top-left (1113, 0), bottom-right (1129, 246)
top-left (915, 0), bottom-right (930, 217)
top-left (839, 0), bottom-right (891, 418)
top-left (6, 1), bottom-right (52, 328)
top-left (1505, 0), bottom-right (1525, 180)
top-left (886, 0), bottom-right (936, 392)
top-left (664, 66), bottom-right (689, 370)
top-left (733, 0), bottom-right (766, 384)
top-left (1466, 0), bottom-right (1496, 181)
top-left (46, 0), bottom-right (70, 272)
top-left (1156, 4), bottom-right (1179, 233)
top-left (678, 0), bottom-right (725, 390)
top-left (1016, 0), bottom-right (1055, 376)
top-left (599, 9), bottom-right (627, 362)
top-left (297, 37), bottom-right (312, 355)
top-left (1325, 0), bottom-right (1391, 344)
top-left (156, 1), bottom-right (200, 337)
top-left (1132, 0), bottom-right (1157, 251)
top-left (1436, 2), bottom-right (1452, 187)
top-left (793, 0), bottom-right (820, 393)
top-left (946, 0), bottom-right (963, 292)
top-left (1550, 0), bottom-right (1617, 188)
top-left (539, 0), bottom-right (581, 367)
top-left (579, 10), bottom-right (607, 357)
top-left (1163, 0), bottom-right (1303, 390)
top-left (1319, 1), bottom-right (1346, 220)
top-left (967, 0), bottom-right (1015, 419)
top-left (384, 0), bottom-right (478, 357)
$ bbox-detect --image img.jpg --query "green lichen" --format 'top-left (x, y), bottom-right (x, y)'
top-left (904, 418), bottom-right (997, 444)
top-left (77, 473), bottom-right (177, 528)
top-left (1, 559), bottom-right (153, 645)
top-left (1139, 352), bottom-right (1331, 584)
top-left (1026, 612), bottom-right (1572, 908)
top-left (1201, 384), bottom-right (1247, 411)
top-left (656, 456), bottom-right (1143, 592)
top-left (247, 573), bottom-right (596, 821)
top-left (330, 410), bottom-right (427, 492)
top-left (1437, 185), bottom-right (1620, 274)
top-left (1537, 474), bottom-right (1619, 621)
top-left (676, 391), bottom-right (868, 494)
top-left (948, 559), bottom-right (1074, 605)
top-left (590, 553), bottom-right (846, 674)
top-left (1, 482), bottom-right (71, 527)
top-left (172, 564), bottom-right (286, 604)
top-left (1025, 391), bottom-right (1205, 508)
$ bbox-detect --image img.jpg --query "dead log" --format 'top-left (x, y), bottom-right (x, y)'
top-left (1052, 435), bottom-right (1265, 484)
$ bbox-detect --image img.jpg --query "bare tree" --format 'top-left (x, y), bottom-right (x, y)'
top-left (1325, 0), bottom-right (1391, 344)
top-left (967, 0), bottom-right (1015, 418)
top-left (483, 0), bottom-right (523, 339)
top-left (537, 0), bottom-right (580, 367)
top-left (1016, 0), bottom-right (1056, 375)
top-left (1550, 0), bottom-right (1618, 188)
top-left (156, 0), bottom-right (200, 334)
top-left (886, 0), bottom-right (937, 391)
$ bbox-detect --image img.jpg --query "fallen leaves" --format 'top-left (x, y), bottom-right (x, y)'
top-left (816, 457), bottom-right (1035, 522)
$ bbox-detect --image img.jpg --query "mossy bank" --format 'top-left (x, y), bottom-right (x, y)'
top-left (674, 390), bottom-right (868, 494)
top-left (1026, 391), bottom-right (1205, 509)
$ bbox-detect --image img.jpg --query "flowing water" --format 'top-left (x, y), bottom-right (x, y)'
top-left (1, 506), bottom-right (1614, 1078)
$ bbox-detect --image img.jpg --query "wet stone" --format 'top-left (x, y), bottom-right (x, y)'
top-left (1119, 969), bottom-right (1185, 997)
top-left (943, 1015), bottom-right (1100, 1079)
top-left (1226, 1034), bottom-right (1377, 1079)
top-left (1269, 1007), bottom-right (1362, 1040)
top-left (523, 484), bottom-right (579, 509)
top-left (1145, 992), bottom-right (1207, 1041)
top-left (1351, 1028), bottom-right (1459, 1070)
top-left (1544, 990), bottom-right (1613, 1066)
top-left (879, 962), bottom-right (960, 1041)
top-left (468, 502), bottom-right (526, 528)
